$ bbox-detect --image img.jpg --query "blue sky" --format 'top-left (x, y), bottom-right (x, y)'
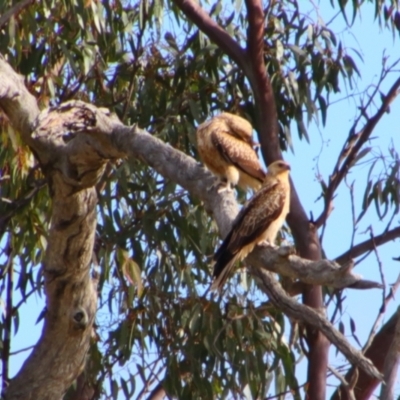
top-left (285, 1), bottom-right (400, 397)
top-left (6, 1), bottom-right (400, 399)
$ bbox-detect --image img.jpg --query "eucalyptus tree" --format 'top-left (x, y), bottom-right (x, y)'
top-left (0, 1), bottom-right (399, 399)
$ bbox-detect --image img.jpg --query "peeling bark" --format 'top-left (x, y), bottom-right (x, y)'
top-left (0, 60), bottom-right (98, 400)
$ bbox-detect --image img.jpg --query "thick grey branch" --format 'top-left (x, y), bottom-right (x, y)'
top-left (249, 246), bottom-right (382, 290)
top-left (252, 269), bottom-right (382, 381)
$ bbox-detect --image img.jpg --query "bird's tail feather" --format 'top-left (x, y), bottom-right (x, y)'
top-left (211, 252), bottom-right (239, 291)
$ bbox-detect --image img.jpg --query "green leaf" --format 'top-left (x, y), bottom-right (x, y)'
top-left (318, 95), bottom-right (327, 126)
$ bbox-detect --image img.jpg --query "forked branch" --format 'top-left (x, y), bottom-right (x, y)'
top-left (315, 76), bottom-right (400, 228)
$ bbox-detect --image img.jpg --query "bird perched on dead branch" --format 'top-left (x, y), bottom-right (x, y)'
top-left (196, 112), bottom-right (266, 191)
top-left (211, 160), bottom-right (291, 291)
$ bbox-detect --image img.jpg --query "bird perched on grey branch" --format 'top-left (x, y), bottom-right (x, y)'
top-left (196, 112), bottom-right (266, 192)
top-left (211, 160), bottom-right (291, 291)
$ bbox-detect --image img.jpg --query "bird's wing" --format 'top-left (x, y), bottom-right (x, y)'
top-left (218, 113), bottom-right (253, 145)
top-left (211, 131), bottom-right (266, 182)
top-left (218, 179), bottom-right (286, 257)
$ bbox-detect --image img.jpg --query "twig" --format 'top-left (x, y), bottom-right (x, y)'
top-left (314, 75), bottom-right (400, 228)
top-left (347, 179), bottom-right (357, 249)
top-left (136, 358), bottom-right (163, 400)
top-left (265, 383), bottom-right (307, 399)
top-left (369, 227), bottom-right (386, 312)
top-left (9, 345), bottom-right (35, 356)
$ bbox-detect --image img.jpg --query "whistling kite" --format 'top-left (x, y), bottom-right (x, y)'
top-left (211, 160), bottom-right (291, 290)
top-left (196, 113), bottom-right (266, 191)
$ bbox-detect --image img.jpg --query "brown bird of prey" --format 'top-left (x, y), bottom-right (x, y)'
top-left (211, 160), bottom-right (291, 291)
top-left (196, 113), bottom-right (266, 191)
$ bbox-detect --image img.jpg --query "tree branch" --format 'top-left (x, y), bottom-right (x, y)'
top-left (250, 245), bottom-right (381, 290)
top-left (251, 269), bottom-right (381, 381)
top-left (172, 0), bottom-right (247, 71)
top-left (335, 226), bottom-right (400, 265)
top-left (249, 0), bottom-right (331, 393)
top-left (244, 0), bottom-right (282, 160)
top-left (0, 54), bottom-right (39, 146)
top-left (315, 76), bottom-right (400, 228)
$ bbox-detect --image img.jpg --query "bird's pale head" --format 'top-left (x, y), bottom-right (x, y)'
top-left (267, 160), bottom-right (291, 176)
